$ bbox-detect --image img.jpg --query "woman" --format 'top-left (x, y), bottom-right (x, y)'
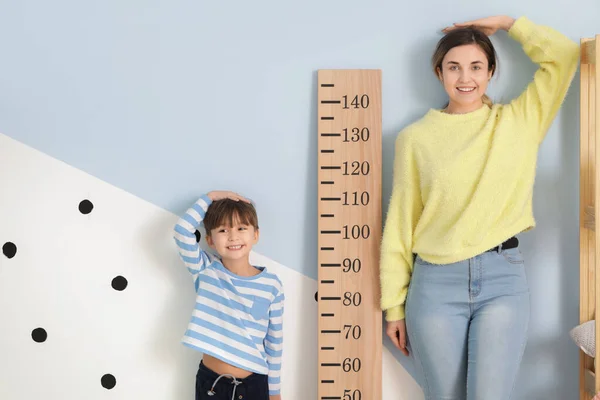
top-left (379, 15), bottom-right (579, 400)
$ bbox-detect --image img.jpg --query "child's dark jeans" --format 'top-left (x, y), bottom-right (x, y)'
top-left (195, 361), bottom-right (270, 400)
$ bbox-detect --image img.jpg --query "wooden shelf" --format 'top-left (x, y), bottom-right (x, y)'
top-left (580, 34), bottom-right (600, 400)
top-left (586, 368), bottom-right (596, 398)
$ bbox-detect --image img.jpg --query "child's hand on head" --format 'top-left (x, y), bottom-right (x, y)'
top-left (207, 191), bottom-right (251, 203)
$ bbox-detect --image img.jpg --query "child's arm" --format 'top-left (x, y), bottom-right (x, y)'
top-left (265, 289), bottom-right (284, 398)
top-left (173, 194), bottom-right (213, 279)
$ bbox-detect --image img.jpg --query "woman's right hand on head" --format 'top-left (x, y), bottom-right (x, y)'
top-left (442, 15), bottom-right (515, 35)
top-left (386, 319), bottom-right (409, 356)
top-left (207, 191), bottom-right (251, 203)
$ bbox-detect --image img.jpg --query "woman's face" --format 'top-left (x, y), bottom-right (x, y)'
top-left (437, 44), bottom-right (493, 111)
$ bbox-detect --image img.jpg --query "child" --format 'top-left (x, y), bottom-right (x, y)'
top-left (173, 190), bottom-right (284, 400)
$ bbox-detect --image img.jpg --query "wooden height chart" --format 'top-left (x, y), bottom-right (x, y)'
top-left (317, 69), bottom-right (382, 400)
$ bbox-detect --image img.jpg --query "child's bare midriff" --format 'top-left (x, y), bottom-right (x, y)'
top-left (203, 354), bottom-right (254, 378)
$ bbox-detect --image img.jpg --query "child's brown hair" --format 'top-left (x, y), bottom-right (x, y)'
top-left (203, 199), bottom-right (259, 237)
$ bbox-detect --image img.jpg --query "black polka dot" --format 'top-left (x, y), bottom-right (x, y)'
top-left (31, 328), bottom-right (47, 343)
top-left (111, 276), bottom-right (128, 291)
top-left (2, 242), bottom-right (17, 259)
top-left (314, 291), bottom-right (318, 302)
top-left (194, 230), bottom-right (201, 243)
top-left (101, 374), bottom-right (116, 390)
top-left (79, 199), bottom-right (94, 214)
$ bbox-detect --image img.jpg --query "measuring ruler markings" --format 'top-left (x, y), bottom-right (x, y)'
top-left (317, 70), bottom-right (382, 400)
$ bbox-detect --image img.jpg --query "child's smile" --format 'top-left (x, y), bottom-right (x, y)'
top-left (207, 221), bottom-right (259, 263)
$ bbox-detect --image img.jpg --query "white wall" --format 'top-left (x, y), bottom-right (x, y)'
top-left (0, 133), bottom-right (423, 399)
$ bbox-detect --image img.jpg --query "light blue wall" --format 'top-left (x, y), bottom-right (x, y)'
top-left (1, 0), bottom-right (599, 398)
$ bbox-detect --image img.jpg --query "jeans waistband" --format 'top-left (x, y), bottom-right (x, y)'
top-left (198, 361), bottom-right (265, 384)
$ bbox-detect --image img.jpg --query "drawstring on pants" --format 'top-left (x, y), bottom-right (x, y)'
top-left (206, 373), bottom-right (242, 400)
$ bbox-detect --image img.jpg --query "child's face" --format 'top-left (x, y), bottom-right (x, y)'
top-left (206, 220), bottom-right (259, 262)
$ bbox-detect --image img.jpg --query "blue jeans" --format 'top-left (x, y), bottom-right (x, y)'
top-left (405, 246), bottom-right (530, 400)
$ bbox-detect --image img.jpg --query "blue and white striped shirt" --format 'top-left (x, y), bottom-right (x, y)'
top-left (173, 195), bottom-right (284, 396)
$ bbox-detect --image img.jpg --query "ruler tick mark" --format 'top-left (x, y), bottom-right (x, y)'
top-left (320, 100), bottom-right (341, 104)
top-left (321, 347), bottom-right (335, 351)
top-left (320, 166), bottom-right (341, 170)
top-left (320, 149), bottom-right (334, 153)
top-left (321, 116), bottom-right (334, 120)
top-left (320, 230), bottom-right (340, 234)
top-left (321, 280), bottom-right (334, 284)
top-left (320, 83), bottom-right (334, 87)
top-left (321, 313), bottom-right (334, 317)
top-left (321, 296), bottom-right (341, 301)
top-left (320, 263), bottom-right (341, 268)
top-left (320, 133), bottom-right (340, 137)
top-left (320, 247), bottom-right (334, 251)
top-left (321, 380), bottom-right (334, 383)
top-left (320, 214), bottom-right (334, 218)
top-left (320, 197), bottom-right (340, 201)
top-left (321, 363), bottom-right (341, 367)
top-left (320, 181), bottom-right (334, 185)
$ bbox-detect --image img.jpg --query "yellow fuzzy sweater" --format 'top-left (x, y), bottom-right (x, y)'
top-left (380, 16), bottom-right (580, 321)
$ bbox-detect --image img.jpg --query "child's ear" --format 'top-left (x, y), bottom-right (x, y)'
top-left (206, 235), bottom-right (215, 249)
top-left (254, 228), bottom-right (260, 243)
